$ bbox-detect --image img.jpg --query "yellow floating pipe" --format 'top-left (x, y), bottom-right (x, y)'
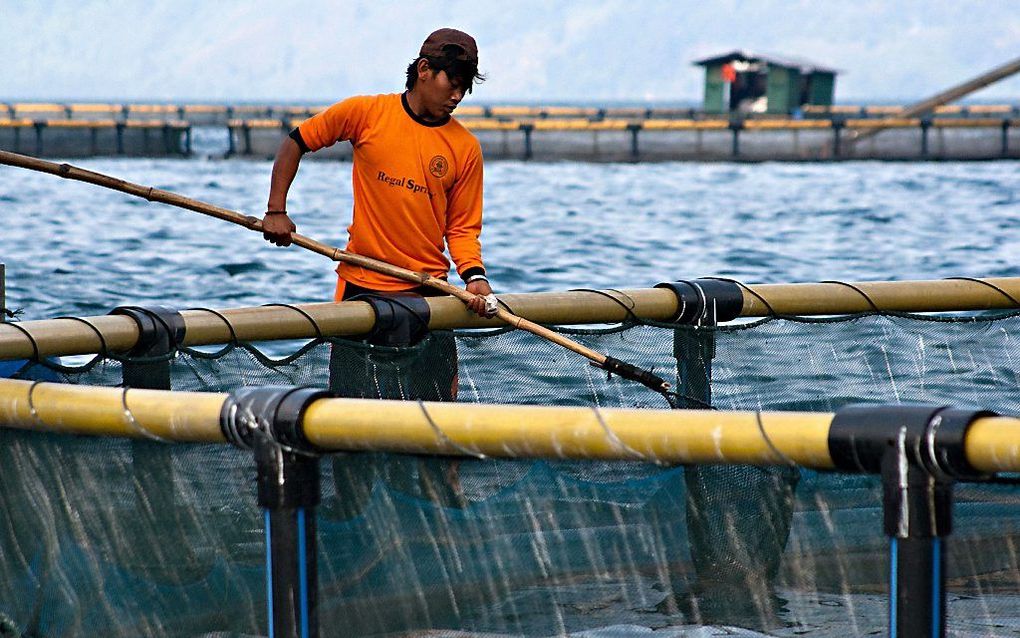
top-left (229, 119), bottom-right (285, 129)
top-left (846, 118), bottom-right (921, 128)
top-left (303, 399), bottom-right (836, 468)
top-left (965, 416), bottom-right (1020, 475)
top-left (932, 118), bottom-right (1006, 128)
top-left (744, 120), bottom-right (833, 130)
top-left (0, 379), bottom-right (225, 442)
top-left (3, 378), bottom-right (1020, 474)
top-left (740, 278), bottom-right (1020, 316)
top-left (464, 120), bottom-right (526, 131)
top-left (45, 119), bottom-right (119, 128)
top-left (0, 378), bottom-right (832, 466)
top-left (127, 104), bottom-right (179, 114)
top-left (125, 120), bottom-right (189, 129)
top-left (1, 278), bottom-right (1018, 361)
top-left (969, 105), bottom-right (1012, 114)
top-left (68, 103), bottom-right (122, 111)
top-left (12, 103), bottom-right (65, 113)
top-left (182, 105), bottom-right (227, 114)
top-left (0, 301), bottom-right (378, 359)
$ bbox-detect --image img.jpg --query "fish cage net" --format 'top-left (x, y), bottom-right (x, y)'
top-left (3, 310), bottom-right (1020, 636)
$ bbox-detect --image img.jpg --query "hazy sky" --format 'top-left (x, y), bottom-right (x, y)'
top-left (2, 0), bottom-right (1018, 104)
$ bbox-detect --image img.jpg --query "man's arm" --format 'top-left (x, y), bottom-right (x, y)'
top-left (262, 136), bottom-right (303, 247)
top-left (445, 146), bottom-right (494, 316)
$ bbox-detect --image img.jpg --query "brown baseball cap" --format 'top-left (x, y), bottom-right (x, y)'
top-left (420, 28), bottom-right (478, 63)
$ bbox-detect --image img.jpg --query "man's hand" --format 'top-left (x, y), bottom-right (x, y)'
top-left (465, 279), bottom-right (497, 318)
top-left (262, 212), bottom-right (296, 247)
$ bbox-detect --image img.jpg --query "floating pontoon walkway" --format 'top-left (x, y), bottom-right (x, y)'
top-left (0, 118), bottom-right (190, 157)
top-left (228, 115), bottom-right (1020, 161)
top-left (3, 101), bottom-right (1019, 160)
top-left (4, 101), bottom-right (1019, 124)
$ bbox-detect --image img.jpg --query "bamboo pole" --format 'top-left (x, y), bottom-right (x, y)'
top-left (1, 278), bottom-right (1018, 361)
top-left (739, 277), bottom-right (1020, 316)
top-left (3, 378), bottom-right (1020, 473)
top-left (849, 56), bottom-right (1020, 143)
top-left (0, 150), bottom-right (669, 393)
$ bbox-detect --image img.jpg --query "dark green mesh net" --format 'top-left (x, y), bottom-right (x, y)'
top-left (3, 310), bottom-right (1020, 636)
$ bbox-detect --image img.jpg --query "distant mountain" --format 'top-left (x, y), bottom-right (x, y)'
top-left (1, 0), bottom-right (1018, 102)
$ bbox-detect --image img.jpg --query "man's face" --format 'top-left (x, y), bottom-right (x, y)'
top-left (418, 61), bottom-right (467, 120)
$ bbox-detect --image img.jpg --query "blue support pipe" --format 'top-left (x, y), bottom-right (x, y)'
top-left (829, 406), bottom-right (995, 638)
top-left (220, 386), bottom-right (330, 638)
top-left (256, 437), bottom-right (320, 638)
top-left (884, 459), bottom-right (949, 638)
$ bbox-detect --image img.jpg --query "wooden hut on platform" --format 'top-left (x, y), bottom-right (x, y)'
top-left (694, 51), bottom-right (838, 115)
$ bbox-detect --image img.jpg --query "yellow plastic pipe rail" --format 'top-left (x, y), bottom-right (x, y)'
top-left (0, 278), bottom-right (1018, 361)
top-left (228, 116), bottom-right (1016, 134)
top-left (2, 378), bottom-right (1019, 473)
top-left (5, 101), bottom-right (1017, 120)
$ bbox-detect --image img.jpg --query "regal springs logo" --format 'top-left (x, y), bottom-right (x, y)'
top-left (428, 155), bottom-right (449, 178)
top-left (375, 157), bottom-right (448, 198)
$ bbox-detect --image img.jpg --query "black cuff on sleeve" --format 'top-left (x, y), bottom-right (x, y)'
top-left (460, 267), bottom-right (486, 281)
top-left (289, 128), bottom-right (310, 154)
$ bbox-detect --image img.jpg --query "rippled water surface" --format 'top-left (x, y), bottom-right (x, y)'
top-left (1, 158), bottom-right (1017, 319)
top-left (1, 157), bottom-right (1020, 637)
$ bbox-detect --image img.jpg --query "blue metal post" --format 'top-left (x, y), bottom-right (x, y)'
top-left (729, 118), bottom-right (743, 158)
top-left (220, 386), bottom-right (330, 638)
top-left (882, 445), bottom-right (950, 638)
top-left (521, 123), bottom-right (534, 160)
top-left (628, 123), bottom-right (641, 160)
top-left (920, 117), bottom-right (932, 158)
top-left (256, 438), bottom-right (320, 638)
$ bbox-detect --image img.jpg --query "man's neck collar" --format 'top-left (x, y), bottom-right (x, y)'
top-left (402, 91), bottom-right (450, 127)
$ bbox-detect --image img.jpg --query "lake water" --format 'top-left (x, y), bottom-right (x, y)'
top-left (1, 148), bottom-right (1019, 637)
top-left (1, 150), bottom-right (1017, 321)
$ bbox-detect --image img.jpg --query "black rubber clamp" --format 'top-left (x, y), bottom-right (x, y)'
top-left (349, 291), bottom-right (432, 347)
top-left (829, 404), bottom-right (996, 480)
top-left (220, 386), bottom-right (331, 510)
top-left (109, 305), bottom-right (185, 357)
top-left (220, 385), bottom-right (332, 453)
top-left (829, 404), bottom-right (944, 474)
top-left (926, 408), bottom-right (999, 480)
top-left (654, 278), bottom-right (743, 325)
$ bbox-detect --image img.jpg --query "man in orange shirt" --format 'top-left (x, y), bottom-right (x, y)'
top-left (262, 27), bottom-right (494, 315)
top-left (262, 28), bottom-right (491, 512)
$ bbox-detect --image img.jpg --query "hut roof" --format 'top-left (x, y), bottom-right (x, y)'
top-left (693, 50), bottom-right (839, 74)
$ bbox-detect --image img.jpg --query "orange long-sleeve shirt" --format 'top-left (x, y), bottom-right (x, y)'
top-left (295, 93), bottom-right (485, 297)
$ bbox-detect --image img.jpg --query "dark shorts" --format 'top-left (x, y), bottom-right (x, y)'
top-left (329, 281), bottom-right (463, 514)
top-left (331, 280), bottom-right (458, 401)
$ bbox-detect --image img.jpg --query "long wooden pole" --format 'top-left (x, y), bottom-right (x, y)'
top-left (849, 55), bottom-right (1020, 143)
top-left (0, 150), bottom-right (670, 393)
